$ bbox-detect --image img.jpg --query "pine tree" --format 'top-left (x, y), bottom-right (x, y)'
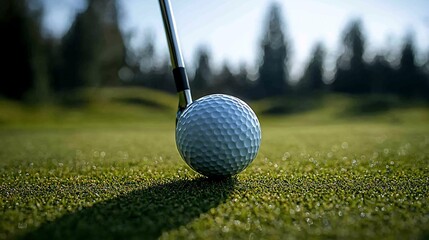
top-left (139, 34), bottom-right (156, 73)
top-left (96, 0), bottom-right (126, 86)
top-left (235, 63), bottom-right (251, 99)
top-left (257, 2), bottom-right (289, 98)
top-left (424, 53), bottom-right (429, 99)
top-left (332, 19), bottom-right (370, 94)
top-left (298, 42), bottom-right (325, 94)
top-left (192, 47), bottom-right (212, 97)
top-left (212, 63), bottom-right (235, 95)
top-left (58, 0), bottom-right (125, 92)
top-left (59, 0), bottom-right (103, 92)
top-left (394, 35), bottom-right (427, 98)
top-left (369, 54), bottom-right (393, 94)
top-left (0, 0), bottom-right (48, 100)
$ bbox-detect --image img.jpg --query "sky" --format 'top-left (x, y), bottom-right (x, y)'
top-left (41, 0), bottom-right (429, 78)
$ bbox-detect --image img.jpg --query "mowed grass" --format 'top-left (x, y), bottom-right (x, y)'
top-left (0, 88), bottom-right (428, 239)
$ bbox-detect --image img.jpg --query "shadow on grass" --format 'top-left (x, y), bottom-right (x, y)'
top-left (24, 177), bottom-right (236, 240)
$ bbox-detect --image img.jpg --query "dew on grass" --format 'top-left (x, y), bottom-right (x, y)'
top-left (331, 145), bottom-right (339, 152)
top-left (314, 151), bottom-right (321, 157)
top-left (314, 160), bottom-right (319, 167)
top-left (282, 152), bottom-right (290, 160)
top-left (341, 142), bottom-right (349, 149)
top-left (322, 218), bottom-right (330, 227)
top-left (384, 148), bottom-right (390, 155)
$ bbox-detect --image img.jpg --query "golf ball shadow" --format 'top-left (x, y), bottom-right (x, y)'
top-left (176, 94), bottom-right (261, 177)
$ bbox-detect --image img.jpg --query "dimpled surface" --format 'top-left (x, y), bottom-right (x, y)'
top-left (176, 94), bottom-right (261, 177)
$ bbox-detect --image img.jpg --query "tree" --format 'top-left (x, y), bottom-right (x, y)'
top-left (192, 47), bottom-right (212, 97)
top-left (146, 58), bottom-right (175, 93)
top-left (27, 2), bottom-right (51, 102)
top-left (0, 0), bottom-right (48, 100)
top-left (424, 53), bottom-right (429, 99)
top-left (58, 0), bottom-right (125, 92)
top-left (121, 32), bottom-right (175, 93)
top-left (257, 2), bottom-right (289, 98)
top-left (298, 42), bottom-right (326, 94)
top-left (393, 35), bottom-right (427, 98)
top-left (211, 63), bottom-right (235, 95)
top-left (368, 54), bottom-right (394, 94)
top-left (235, 63), bottom-right (252, 99)
top-left (139, 33), bottom-right (156, 73)
top-left (126, 34), bottom-right (156, 86)
top-left (58, 0), bottom-right (103, 92)
top-left (332, 19), bottom-right (370, 94)
top-left (96, 0), bottom-right (126, 86)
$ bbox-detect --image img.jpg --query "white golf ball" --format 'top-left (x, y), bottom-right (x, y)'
top-left (176, 94), bottom-right (261, 177)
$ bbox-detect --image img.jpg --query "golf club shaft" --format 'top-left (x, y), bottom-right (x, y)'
top-left (159, 0), bottom-right (192, 113)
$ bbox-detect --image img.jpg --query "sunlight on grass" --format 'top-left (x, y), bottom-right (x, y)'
top-left (0, 88), bottom-right (428, 239)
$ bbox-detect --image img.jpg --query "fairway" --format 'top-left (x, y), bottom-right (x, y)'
top-left (1, 89), bottom-right (428, 239)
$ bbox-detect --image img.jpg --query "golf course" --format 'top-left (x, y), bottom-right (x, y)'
top-left (0, 87), bottom-right (428, 239)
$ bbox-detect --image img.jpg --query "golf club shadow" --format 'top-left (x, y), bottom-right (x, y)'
top-left (23, 177), bottom-right (236, 240)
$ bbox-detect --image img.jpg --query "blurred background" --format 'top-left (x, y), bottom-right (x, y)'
top-left (1, 0), bottom-right (428, 121)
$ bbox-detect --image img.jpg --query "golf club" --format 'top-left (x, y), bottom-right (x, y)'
top-left (159, 0), bottom-right (192, 122)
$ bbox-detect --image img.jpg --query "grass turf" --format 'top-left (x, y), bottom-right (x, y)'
top-left (0, 88), bottom-right (428, 239)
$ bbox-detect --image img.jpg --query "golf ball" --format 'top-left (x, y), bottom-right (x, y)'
top-left (176, 94), bottom-right (261, 177)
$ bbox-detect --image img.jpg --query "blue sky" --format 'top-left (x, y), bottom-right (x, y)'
top-left (41, 0), bottom-right (429, 78)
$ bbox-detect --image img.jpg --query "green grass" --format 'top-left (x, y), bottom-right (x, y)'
top-left (1, 88), bottom-right (428, 239)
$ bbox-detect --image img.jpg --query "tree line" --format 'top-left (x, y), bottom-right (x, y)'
top-left (1, 0), bottom-right (428, 104)
top-left (1, 0), bottom-right (126, 103)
